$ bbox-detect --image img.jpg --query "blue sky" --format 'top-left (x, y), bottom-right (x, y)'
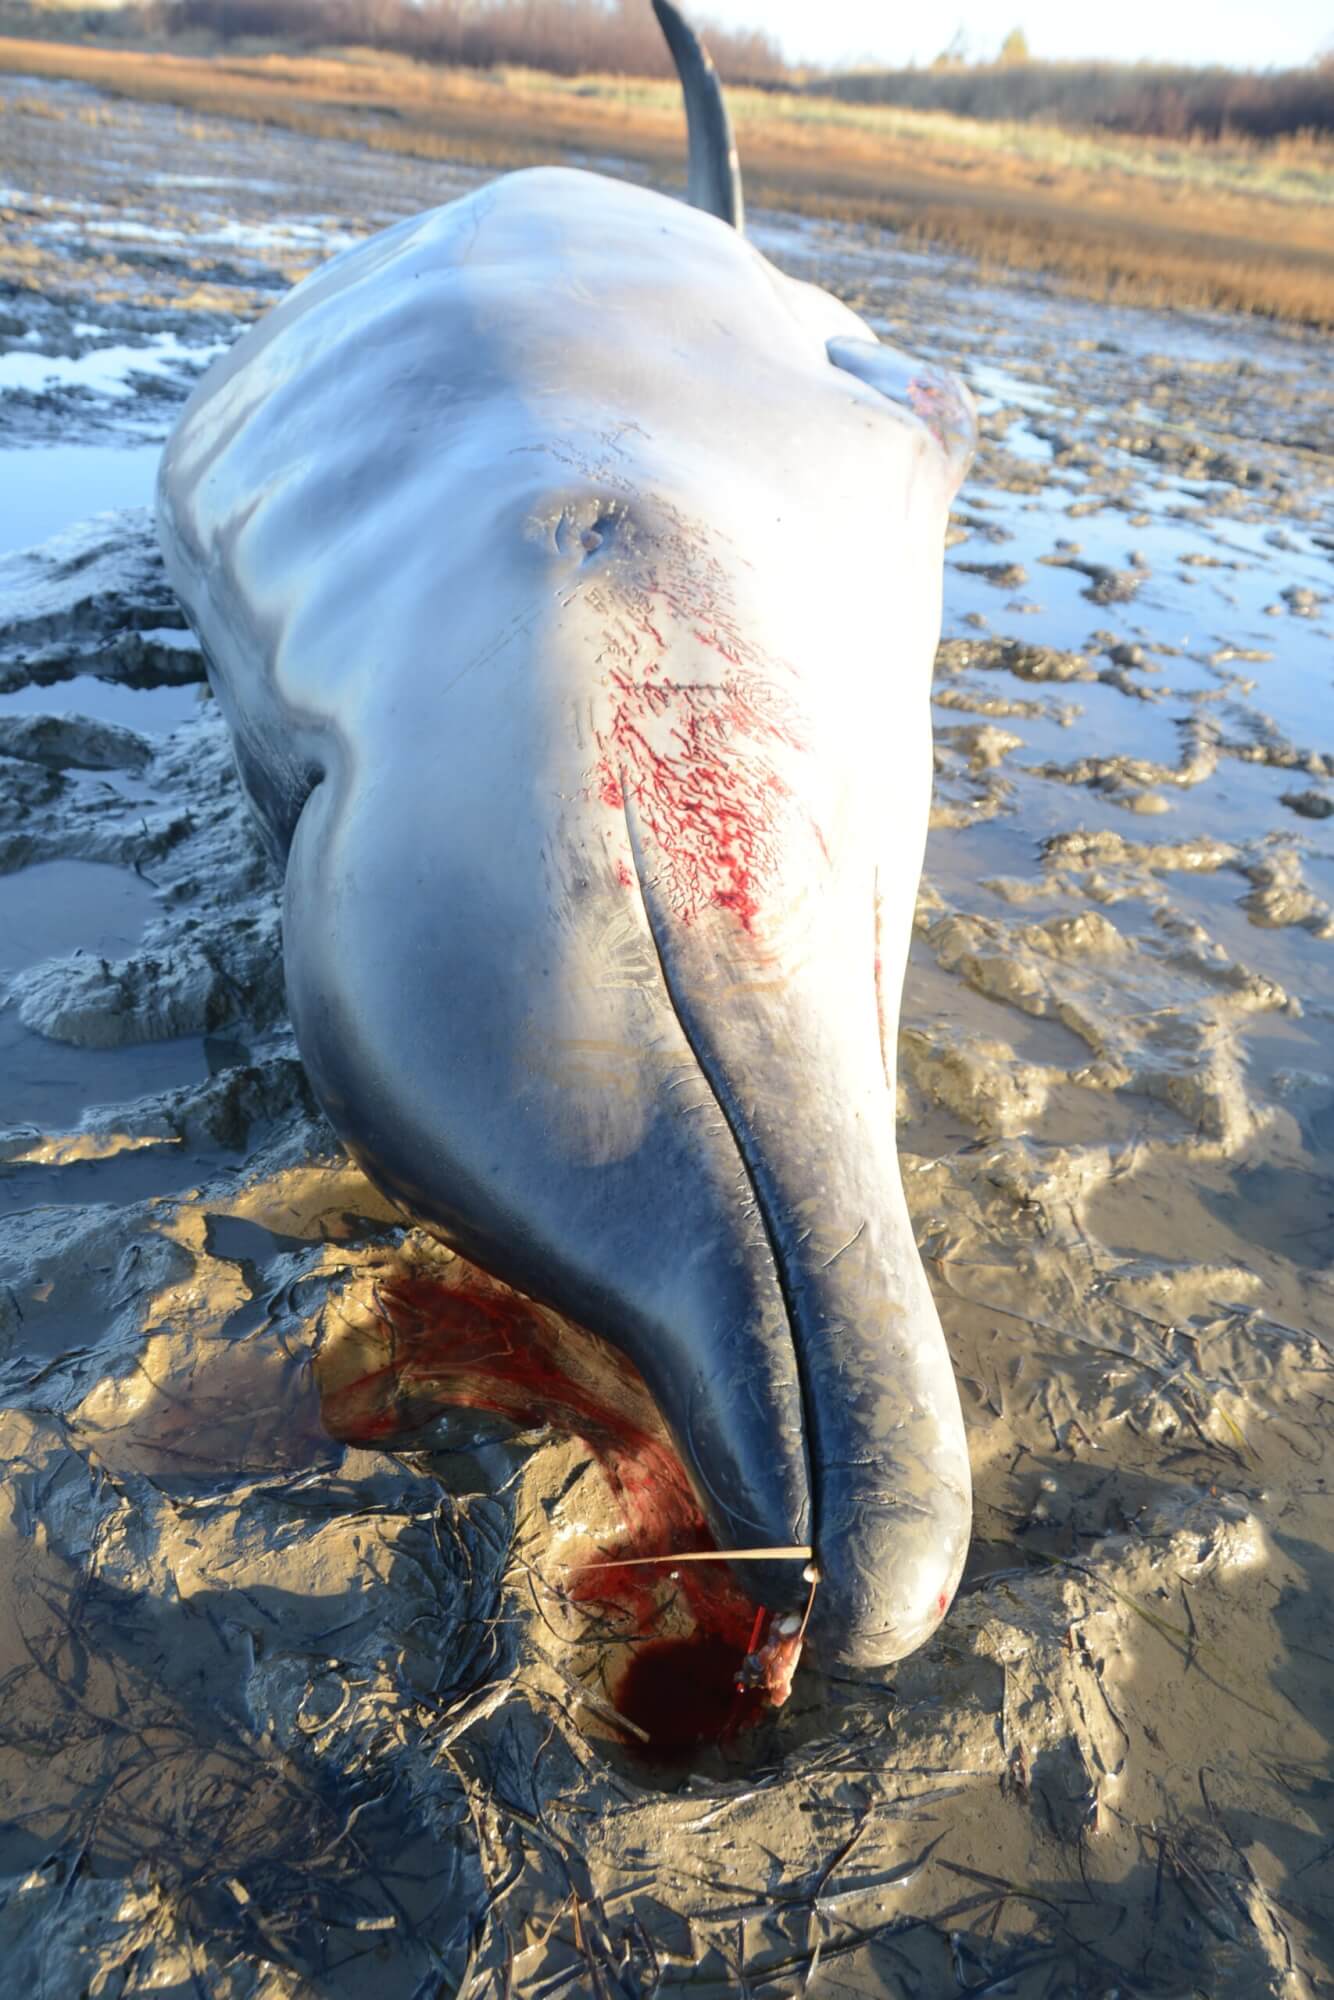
top-left (706, 0), bottom-right (1330, 71)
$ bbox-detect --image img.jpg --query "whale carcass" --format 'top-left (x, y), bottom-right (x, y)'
top-left (157, 0), bottom-right (977, 1671)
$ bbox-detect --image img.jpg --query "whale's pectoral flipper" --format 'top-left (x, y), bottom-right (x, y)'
top-left (828, 336), bottom-right (978, 492)
top-left (652, 0), bottom-right (744, 231)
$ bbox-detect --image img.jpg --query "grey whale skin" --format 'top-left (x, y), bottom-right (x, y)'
top-left (157, 1), bottom-right (977, 1668)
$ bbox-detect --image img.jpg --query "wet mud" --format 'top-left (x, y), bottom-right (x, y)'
top-left (1, 68), bottom-right (1332, 1999)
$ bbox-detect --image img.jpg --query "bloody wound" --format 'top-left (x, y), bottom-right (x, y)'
top-left (320, 1268), bottom-right (781, 1752)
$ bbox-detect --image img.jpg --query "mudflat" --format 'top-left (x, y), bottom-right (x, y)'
top-left (0, 69), bottom-right (1331, 1998)
top-left (2, 31), bottom-right (1334, 324)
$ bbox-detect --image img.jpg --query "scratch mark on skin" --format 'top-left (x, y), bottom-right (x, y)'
top-left (908, 371), bottom-right (973, 464)
top-left (820, 1220), bottom-right (867, 1271)
top-left (454, 189), bottom-right (494, 266)
top-left (586, 507), bottom-right (811, 935)
top-left (596, 660), bottom-right (801, 933)
top-left (873, 874), bottom-right (891, 1087)
top-left (442, 604), bottom-right (543, 699)
top-left (516, 455), bottom-right (799, 937)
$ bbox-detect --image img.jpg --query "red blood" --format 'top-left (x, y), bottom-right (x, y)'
top-left (691, 625), bottom-right (743, 666)
top-left (585, 571), bottom-right (808, 937)
top-left (616, 1635), bottom-right (766, 1756)
top-left (320, 1267), bottom-right (773, 1750)
top-left (593, 663), bottom-right (798, 937)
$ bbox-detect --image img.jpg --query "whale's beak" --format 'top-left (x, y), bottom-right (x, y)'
top-left (616, 757), bottom-right (973, 1666)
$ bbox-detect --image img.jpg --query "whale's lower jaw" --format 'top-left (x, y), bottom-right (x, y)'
top-left (360, 1135), bottom-right (972, 1671)
top-left (279, 776), bottom-right (971, 1670)
top-left (345, 1122), bottom-right (972, 1670)
top-left (295, 978), bottom-right (971, 1669)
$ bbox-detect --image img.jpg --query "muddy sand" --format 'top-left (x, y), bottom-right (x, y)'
top-left (0, 69), bottom-right (1332, 1999)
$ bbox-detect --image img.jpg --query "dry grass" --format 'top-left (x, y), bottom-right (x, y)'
top-left (2, 32), bottom-right (1332, 327)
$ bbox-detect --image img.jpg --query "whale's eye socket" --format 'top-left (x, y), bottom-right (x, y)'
top-left (826, 334), bottom-right (977, 495)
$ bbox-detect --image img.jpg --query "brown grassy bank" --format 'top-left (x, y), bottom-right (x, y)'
top-left (3, 34), bottom-right (1333, 327)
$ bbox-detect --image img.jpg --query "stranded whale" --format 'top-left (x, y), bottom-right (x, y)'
top-left (157, 0), bottom-right (977, 1669)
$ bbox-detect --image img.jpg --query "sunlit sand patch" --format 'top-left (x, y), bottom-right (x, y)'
top-left (3, 1129), bottom-right (177, 1166)
top-left (70, 1168), bottom-right (402, 1480)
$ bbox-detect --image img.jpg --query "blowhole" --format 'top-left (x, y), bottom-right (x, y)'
top-left (581, 510), bottom-right (619, 560)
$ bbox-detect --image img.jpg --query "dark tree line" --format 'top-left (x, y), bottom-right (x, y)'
top-left (822, 56), bottom-right (1334, 142)
top-left (133, 0), bottom-right (1334, 140)
top-left (154, 0), bottom-right (787, 83)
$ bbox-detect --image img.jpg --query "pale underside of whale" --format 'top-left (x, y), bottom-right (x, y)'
top-left (158, 158), bottom-right (977, 1668)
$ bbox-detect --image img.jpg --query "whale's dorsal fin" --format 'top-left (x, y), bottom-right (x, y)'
top-left (652, 0), bottom-right (744, 232)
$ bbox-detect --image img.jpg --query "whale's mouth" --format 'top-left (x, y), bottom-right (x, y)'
top-left (286, 766), bottom-right (970, 1681)
top-left (619, 790), bottom-right (821, 1562)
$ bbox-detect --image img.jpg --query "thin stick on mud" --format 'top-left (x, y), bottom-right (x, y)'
top-left (794, 1564), bottom-right (821, 1649)
top-left (573, 1544), bottom-right (813, 1572)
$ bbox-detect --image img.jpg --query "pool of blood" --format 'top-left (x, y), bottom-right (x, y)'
top-left (320, 1268), bottom-right (772, 1755)
top-left (615, 1632), bottom-right (766, 1753)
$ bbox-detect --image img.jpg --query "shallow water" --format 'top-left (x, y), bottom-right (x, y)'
top-left (0, 856), bottom-right (158, 975)
top-left (0, 668), bottom-right (206, 729)
top-left (0, 442), bottom-right (162, 554)
top-left (0, 853), bottom-right (211, 1142)
top-left (0, 1018), bottom-right (211, 1163)
top-left (0, 66), bottom-right (1330, 2000)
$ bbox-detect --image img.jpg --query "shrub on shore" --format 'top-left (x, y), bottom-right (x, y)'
top-left (821, 56), bottom-right (1334, 143)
